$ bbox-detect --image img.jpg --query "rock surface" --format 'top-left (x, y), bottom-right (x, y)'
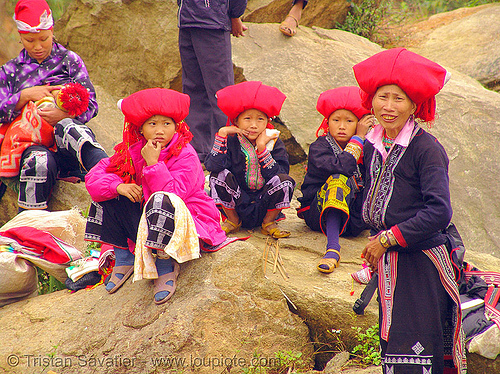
top-left (243, 0), bottom-right (350, 30)
top-left (1, 2), bottom-right (500, 372)
top-left (385, 4), bottom-right (500, 92)
top-left (54, 0), bottom-right (181, 99)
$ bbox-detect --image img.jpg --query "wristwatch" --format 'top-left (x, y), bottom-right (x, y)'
top-left (379, 231), bottom-right (391, 249)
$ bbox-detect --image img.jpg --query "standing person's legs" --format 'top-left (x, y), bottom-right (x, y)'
top-left (18, 145), bottom-right (58, 212)
top-left (180, 28), bottom-right (233, 162)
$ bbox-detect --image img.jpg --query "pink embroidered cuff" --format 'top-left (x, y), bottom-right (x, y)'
top-left (212, 133), bottom-right (227, 154)
top-left (257, 148), bottom-right (275, 169)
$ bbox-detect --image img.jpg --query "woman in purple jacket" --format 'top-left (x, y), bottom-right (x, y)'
top-left (354, 48), bottom-right (466, 374)
top-left (0, 0), bottom-right (107, 211)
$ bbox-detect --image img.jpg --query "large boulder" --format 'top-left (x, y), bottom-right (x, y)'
top-left (0, 239), bottom-right (314, 374)
top-left (244, 0), bottom-right (350, 29)
top-left (230, 23), bottom-right (500, 260)
top-left (0, 1), bottom-right (22, 66)
top-left (387, 4), bottom-right (500, 92)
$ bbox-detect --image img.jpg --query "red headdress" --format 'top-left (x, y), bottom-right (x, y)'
top-left (315, 86), bottom-right (370, 137)
top-left (55, 83), bottom-right (90, 117)
top-left (353, 48), bottom-right (449, 124)
top-left (106, 88), bottom-right (192, 183)
top-left (216, 81), bottom-right (286, 129)
top-left (14, 0), bottom-right (53, 33)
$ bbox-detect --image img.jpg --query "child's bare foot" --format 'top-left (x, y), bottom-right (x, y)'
top-left (279, 14), bottom-right (299, 37)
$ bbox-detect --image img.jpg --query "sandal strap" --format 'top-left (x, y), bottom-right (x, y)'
top-left (107, 265), bottom-right (134, 294)
top-left (261, 221), bottom-right (276, 229)
top-left (325, 249), bottom-right (341, 258)
top-left (153, 262), bottom-right (180, 300)
top-left (224, 219), bottom-right (241, 229)
top-left (285, 14), bottom-right (299, 27)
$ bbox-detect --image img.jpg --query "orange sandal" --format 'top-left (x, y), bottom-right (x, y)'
top-left (317, 249), bottom-right (340, 273)
top-left (261, 221), bottom-right (291, 238)
top-left (279, 14), bottom-right (299, 37)
top-left (221, 219), bottom-right (241, 235)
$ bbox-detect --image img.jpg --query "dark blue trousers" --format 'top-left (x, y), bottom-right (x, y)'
top-left (179, 27), bottom-right (234, 162)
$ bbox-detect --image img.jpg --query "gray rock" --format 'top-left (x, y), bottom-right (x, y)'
top-left (409, 4), bottom-right (500, 92)
top-left (0, 240), bottom-right (314, 374)
top-left (244, 0), bottom-right (350, 30)
top-left (54, 0), bottom-right (181, 98)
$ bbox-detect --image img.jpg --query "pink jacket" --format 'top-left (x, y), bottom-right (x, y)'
top-left (85, 134), bottom-right (226, 246)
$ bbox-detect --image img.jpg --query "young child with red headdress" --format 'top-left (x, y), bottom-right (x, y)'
top-left (84, 88), bottom-right (227, 305)
top-left (204, 81), bottom-right (295, 238)
top-left (297, 86), bottom-right (374, 273)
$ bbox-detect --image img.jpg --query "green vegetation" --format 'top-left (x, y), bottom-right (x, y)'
top-left (350, 324), bottom-right (381, 367)
top-left (241, 350), bottom-right (309, 373)
top-left (336, 0), bottom-right (498, 42)
top-left (336, 0), bottom-right (388, 40)
top-left (6, 0), bottom-right (72, 21)
top-left (37, 267), bottom-right (65, 294)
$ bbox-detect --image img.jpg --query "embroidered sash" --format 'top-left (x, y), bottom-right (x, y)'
top-left (238, 133), bottom-right (264, 190)
top-left (378, 246), bottom-right (466, 374)
top-left (325, 133), bottom-right (363, 192)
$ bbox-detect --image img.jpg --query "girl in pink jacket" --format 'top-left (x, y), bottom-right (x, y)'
top-left (85, 88), bottom-right (226, 304)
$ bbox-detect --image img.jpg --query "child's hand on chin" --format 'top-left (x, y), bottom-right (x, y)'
top-left (255, 129), bottom-right (278, 153)
top-left (217, 126), bottom-right (248, 138)
top-left (141, 139), bottom-right (162, 166)
top-left (117, 183), bottom-right (143, 203)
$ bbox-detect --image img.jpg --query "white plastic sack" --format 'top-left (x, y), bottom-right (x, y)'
top-left (467, 324), bottom-right (500, 359)
top-left (0, 208), bottom-right (87, 254)
top-left (0, 252), bottom-right (38, 307)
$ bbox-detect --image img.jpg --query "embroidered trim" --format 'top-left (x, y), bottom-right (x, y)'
top-left (211, 133), bottom-right (227, 155)
top-left (379, 251), bottom-right (398, 340)
top-left (424, 245), bottom-right (467, 373)
top-left (325, 133), bottom-right (363, 192)
top-left (257, 148), bottom-right (275, 169)
top-left (237, 134), bottom-right (264, 190)
top-left (362, 124), bottom-right (420, 231)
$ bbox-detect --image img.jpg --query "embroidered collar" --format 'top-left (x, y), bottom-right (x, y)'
top-left (366, 118), bottom-right (416, 161)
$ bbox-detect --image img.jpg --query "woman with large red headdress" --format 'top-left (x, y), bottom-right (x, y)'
top-left (354, 48), bottom-right (466, 374)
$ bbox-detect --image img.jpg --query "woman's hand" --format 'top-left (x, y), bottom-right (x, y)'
top-left (141, 139), bottom-right (161, 166)
top-left (362, 234), bottom-right (387, 272)
top-left (255, 129), bottom-right (278, 153)
top-left (116, 183), bottom-right (143, 203)
top-left (217, 126), bottom-right (248, 138)
top-left (16, 85), bottom-right (63, 111)
top-left (356, 114), bottom-right (375, 138)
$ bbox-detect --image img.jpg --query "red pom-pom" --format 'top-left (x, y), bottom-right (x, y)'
top-left (57, 83), bottom-right (90, 117)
